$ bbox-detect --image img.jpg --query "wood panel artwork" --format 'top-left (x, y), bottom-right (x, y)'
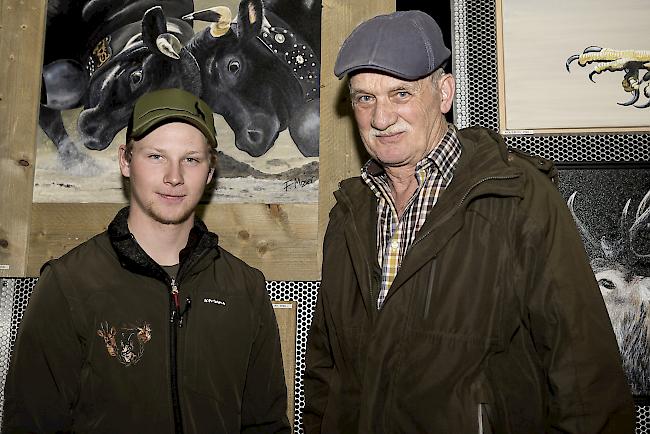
top-left (497, 0), bottom-right (650, 134)
top-left (0, 0), bottom-right (395, 279)
top-left (0, 0), bottom-right (47, 277)
top-left (33, 0), bottom-right (320, 205)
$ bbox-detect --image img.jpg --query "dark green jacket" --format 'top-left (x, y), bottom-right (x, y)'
top-left (3, 208), bottom-right (290, 434)
top-left (304, 127), bottom-right (635, 433)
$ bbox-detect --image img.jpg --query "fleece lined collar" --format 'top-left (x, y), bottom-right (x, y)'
top-left (107, 207), bottom-right (220, 282)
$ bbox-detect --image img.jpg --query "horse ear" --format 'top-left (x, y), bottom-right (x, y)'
top-left (236, 0), bottom-right (264, 40)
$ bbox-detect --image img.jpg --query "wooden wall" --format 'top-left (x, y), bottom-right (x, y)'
top-left (0, 0), bottom-right (394, 280)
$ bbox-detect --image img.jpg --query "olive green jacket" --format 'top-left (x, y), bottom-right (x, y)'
top-left (3, 208), bottom-right (290, 434)
top-left (304, 127), bottom-right (635, 433)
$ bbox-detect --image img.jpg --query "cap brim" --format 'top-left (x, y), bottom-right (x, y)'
top-left (335, 64), bottom-right (429, 81)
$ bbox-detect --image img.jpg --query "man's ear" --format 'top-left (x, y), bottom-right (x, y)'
top-left (438, 74), bottom-right (456, 115)
top-left (118, 144), bottom-right (131, 178)
top-left (206, 167), bottom-right (215, 184)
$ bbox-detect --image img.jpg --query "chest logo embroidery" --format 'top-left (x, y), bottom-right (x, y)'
top-left (203, 297), bottom-right (226, 305)
top-left (96, 321), bottom-right (151, 366)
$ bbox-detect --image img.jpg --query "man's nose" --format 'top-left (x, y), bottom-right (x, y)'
top-left (371, 99), bottom-right (397, 131)
top-left (164, 162), bottom-right (184, 186)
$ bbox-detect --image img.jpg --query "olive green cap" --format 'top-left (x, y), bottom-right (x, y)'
top-left (128, 88), bottom-right (217, 148)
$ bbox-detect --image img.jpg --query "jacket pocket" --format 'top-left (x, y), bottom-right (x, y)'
top-left (423, 258), bottom-right (437, 319)
top-left (478, 403), bottom-right (494, 434)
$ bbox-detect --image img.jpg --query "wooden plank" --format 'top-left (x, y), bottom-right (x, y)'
top-left (0, 0), bottom-right (47, 277)
top-left (317, 0), bottom-right (395, 265)
top-left (271, 300), bottom-right (297, 429)
top-left (29, 203), bottom-right (319, 280)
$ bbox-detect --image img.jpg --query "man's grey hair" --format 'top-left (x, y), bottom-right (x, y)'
top-left (428, 68), bottom-right (446, 87)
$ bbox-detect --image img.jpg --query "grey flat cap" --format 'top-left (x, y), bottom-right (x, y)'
top-left (334, 10), bottom-right (451, 80)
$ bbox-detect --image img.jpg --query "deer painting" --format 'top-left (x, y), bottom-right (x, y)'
top-left (568, 190), bottom-right (650, 395)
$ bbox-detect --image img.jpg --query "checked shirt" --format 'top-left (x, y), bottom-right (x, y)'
top-left (361, 125), bottom-right (462, 309)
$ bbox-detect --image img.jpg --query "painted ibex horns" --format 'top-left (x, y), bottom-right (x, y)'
top-left (183, 7), bottom-right (233, 38)
top-left (156, 33), bottom-right (182, 60)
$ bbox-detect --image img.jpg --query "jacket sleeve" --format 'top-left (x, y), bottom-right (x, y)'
top-left (521, 176), bottom-right (636, 433)
top-left (2, 264), bottom-right (83, 434)
top-left (240, 270), bottom-right (291, 434)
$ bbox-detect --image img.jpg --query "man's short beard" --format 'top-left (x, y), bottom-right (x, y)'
top-left (144, 201), bottom-right (195, 226)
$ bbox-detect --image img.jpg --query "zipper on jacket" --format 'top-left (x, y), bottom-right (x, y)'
top-left (369, 270), bottom-right (375, 310)
top-left (170, 278), bottom-right (181, 322)
top-left (423, 259), bottom-right (437, 319)
top-left (169, 278), bottom-right (184, 434)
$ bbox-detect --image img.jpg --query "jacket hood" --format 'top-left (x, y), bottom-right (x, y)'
top-left (107, 207), bottom-right (220, 282)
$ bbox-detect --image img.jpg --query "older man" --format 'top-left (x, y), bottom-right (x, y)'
top-left (304, 10), bottom-right (634, 434)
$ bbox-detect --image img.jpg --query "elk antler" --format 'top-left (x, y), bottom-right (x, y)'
top-left (629, 189), bottom-right (650, 259)
top-left (568, 192), bottom-right (603, 254)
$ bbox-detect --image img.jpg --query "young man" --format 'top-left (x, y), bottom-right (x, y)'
top-left (304, 10), bottom-right (635, 433)
top-left (3, 88), bottom-right (290, 433)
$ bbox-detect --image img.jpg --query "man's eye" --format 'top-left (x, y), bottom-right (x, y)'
top-left (356, 95), bottom-right (372, 103)
top-left (396, 91), bottom-right (410, 98)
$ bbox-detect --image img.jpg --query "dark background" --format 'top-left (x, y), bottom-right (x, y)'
top-left (396, 1), bottom-right (452, 56)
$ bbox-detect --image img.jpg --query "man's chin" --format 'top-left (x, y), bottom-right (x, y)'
top-left (377, 158), bottom-right (410, 168)
top-left (146, 207), bottom-right (194, 226)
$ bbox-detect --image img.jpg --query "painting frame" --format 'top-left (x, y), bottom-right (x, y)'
top-left (33, 0), bottom-right (321, 205)
top-left (558, 165), bottom-right (650, 403)
top-left (453, 0), bottom-right (650, 166)
top-left (495, 0), bottom-right (650, 136)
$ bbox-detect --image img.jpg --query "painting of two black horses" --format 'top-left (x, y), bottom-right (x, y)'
top-left (35, 0), bottom-right (320, 203)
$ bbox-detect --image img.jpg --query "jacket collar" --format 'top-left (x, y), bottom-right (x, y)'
top-left (335, 126), bottom-right (524, 308)
top-left (334, 177), bottom-right (379, 314)
top-left (107, 207), bottom-right (220, 283)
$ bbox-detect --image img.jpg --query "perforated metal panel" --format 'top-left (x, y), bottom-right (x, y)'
top-left (267, 280), bottom-right (319, 434)
top-left (0, 277), bottom-right (319, 433)
top-left (452, 0), bottom-right (650, 163)
top-left (639, 405), bottom-right (650, 434)
top-left (0, 278), bottom-right (34, 426)
top-left (453, 0), bottom-right (499, 132)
